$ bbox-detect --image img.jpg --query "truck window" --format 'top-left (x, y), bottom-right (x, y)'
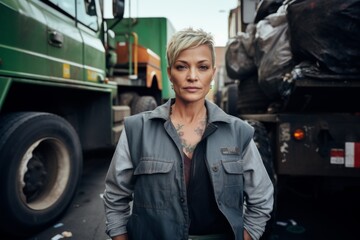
top-left (46, 0), bottom-right (98, 31)
top-left (77, 0), bottom-right (99, 31)
top-left (48, 0), bottom-right (76, 17)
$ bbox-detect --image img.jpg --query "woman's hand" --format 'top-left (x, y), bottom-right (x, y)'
top-left (112, 234), bottom-right (128, 240)
top-left (244, 229), bottom-right (252, 240)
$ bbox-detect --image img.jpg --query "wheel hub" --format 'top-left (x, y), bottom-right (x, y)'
top-left (23, 155), bottom-right (47, 202)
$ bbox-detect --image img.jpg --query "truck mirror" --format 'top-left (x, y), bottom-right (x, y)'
top-left (103, 0), bottom-right (124, 20)
top-left (86, 0), bottom-right (97, 16)
top-left (113, 0), bottom-right (124, 19)
top-left (241, 0), bottom-right (256, 24)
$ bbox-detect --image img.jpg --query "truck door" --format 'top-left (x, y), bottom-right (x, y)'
top-left (37, 0), bottom-right (105, 82)
top-left (37, 0), bottom-right (83, 81)
top-left (76, 0), bottom-right (106, 82)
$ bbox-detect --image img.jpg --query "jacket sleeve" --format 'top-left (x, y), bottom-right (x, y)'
top-left (103, 128), bottom-right (134, 237)
top-left (242, 139), bottom-right (274, 240)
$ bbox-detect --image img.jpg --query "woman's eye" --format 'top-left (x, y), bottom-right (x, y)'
top-left (199, 65), bottom-right (209, 70)
top-left (175, 65), bottom-right (187, 70)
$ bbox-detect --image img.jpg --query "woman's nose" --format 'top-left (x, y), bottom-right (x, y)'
top-left (186, 68), bottom-right (198, 81)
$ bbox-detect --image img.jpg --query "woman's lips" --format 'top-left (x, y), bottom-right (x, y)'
top-left (183, 87), bottom-right (200, 92)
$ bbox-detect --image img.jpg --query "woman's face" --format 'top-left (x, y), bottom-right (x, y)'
top-left (167, 45), bottom-right (216, 104)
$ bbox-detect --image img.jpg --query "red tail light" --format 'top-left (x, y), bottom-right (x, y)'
top-left (293, 128), bottom-right (305, 140)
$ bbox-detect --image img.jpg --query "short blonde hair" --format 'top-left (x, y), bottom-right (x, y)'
top-left (166, 27), bottom-right (216, 68)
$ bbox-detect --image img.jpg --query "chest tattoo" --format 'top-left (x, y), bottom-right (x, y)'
top-left (174, 120), bottom-right (206, 155)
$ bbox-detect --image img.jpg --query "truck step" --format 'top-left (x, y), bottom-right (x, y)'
top-left (112, 105), bottom-right (130, 144)
top-left (112, 124), bottom-right (125, 144)
top-left (112, 105), bottom-right (130, 123)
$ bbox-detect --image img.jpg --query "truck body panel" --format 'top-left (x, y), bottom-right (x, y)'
top-left (242, 112), bottom-right (360, 177)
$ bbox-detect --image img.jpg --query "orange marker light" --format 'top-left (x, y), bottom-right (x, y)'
top-left (293, 129), bottom-right (305, 140)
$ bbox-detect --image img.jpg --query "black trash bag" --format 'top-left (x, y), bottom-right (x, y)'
top-left (292, 61), bottom-right (360, 81)
top-left (225, 24), bottom-right (257, 80)
top-left (287, 0), bottom-right (360, 75)
top-left (254, 0), bottom-right (285, 23)
top-left (255, 5), bottom-right (294, 100)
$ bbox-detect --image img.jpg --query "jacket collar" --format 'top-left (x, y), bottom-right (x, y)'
top-left (148, 98), bottom-right (232, 124)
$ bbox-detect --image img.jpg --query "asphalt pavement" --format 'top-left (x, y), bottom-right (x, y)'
top-left (22, 150), bottom-right (360, 240)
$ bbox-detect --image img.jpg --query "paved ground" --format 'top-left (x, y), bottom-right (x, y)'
top-left (20, 150), bottom-right (360, 240)
top-left (270, 176), bottom-right (360, 240)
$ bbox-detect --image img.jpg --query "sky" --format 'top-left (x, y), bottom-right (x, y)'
top-left (123, 0), bottom-right (238, 47)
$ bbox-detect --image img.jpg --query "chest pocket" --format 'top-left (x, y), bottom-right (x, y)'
top-left (133, 158), bottom-right (174, 210)
top-left (222, 160), bottom-right (243, 184)
top-left (221, 160), bottom-right (244, 208)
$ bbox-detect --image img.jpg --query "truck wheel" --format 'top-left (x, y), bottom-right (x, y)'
top-left (224, 83), bottom-right (238, 116)
top-left (132, 96), bottom-right (157, 114)
top-left (246, 120), bottom-right (277, 240)
top-left (238, 75), bottom-right (270, 114)
top-left (0, 112), bottom-right (82, 237)
top-left (119, 92), bottom-right (139, 107)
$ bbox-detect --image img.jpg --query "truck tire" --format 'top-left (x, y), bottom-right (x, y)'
top-left (246, 120), bottom-right (277, 240)
top-left (119, 92), bottom-right (139, 107)
top-left (225, 83), bottom-right (238, 116)
top-left (238, 75), bottom-right (270, 114)
top-left (0, 112), bottom-right (82, 237)
top-left (132, 96), bottom-right (157, 114)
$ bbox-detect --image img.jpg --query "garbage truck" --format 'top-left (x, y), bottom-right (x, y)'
top-left (218, 0), bottom-right (360, 237)
top-left (0, 0), bottom-right (174, 236)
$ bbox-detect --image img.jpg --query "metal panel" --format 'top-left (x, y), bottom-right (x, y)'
top-left (276, 114), bottom-right (360, 177)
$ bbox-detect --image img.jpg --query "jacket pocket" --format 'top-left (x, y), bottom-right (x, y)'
top-left (221, 160), bottom-right (244, 209)
top-left (222, 160), bottom-right (243, 175)
top-left (133, 158), bottom-right (174, 210)
top-left (222, 160), bottom-right (244, 185)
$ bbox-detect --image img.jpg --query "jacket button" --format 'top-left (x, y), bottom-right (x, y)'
top-left (212, 166), bottom-right (219, 172)
top-left (180, 197), bottom-right (185, 203)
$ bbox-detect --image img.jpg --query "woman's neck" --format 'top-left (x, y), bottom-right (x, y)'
top-left (170, 100), bottom-right (207, 124)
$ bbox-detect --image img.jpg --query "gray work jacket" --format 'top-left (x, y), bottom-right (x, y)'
top-left (103, 99), bottom-right (274, 240)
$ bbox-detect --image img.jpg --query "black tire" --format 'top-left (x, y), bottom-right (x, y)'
top-left (225, 83), bottom-right (238, 116)
top-left (132, 96), bottom-right (157, 115)
top-left (238, 75), bottom-right (271, 114)
top-left (246, 120), bottom-right (277, 240)
top-left (0, 112), bottom-right (82, 237)
top-left (214, 90), bottom-right (223, 107)
top-left (118, 92), bottom-right (139, 107)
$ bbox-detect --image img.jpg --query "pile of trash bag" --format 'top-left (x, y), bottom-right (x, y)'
top-left (225, 0), bottom-right (360, 106)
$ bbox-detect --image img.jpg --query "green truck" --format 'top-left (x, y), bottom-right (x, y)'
top-left (108, 17), bottom-right (175, 102)
top-left (0, 0), bottom-right (175, 236)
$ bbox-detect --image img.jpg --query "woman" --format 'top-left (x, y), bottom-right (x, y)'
top-left (103, 27), bottom-right (274, 240)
